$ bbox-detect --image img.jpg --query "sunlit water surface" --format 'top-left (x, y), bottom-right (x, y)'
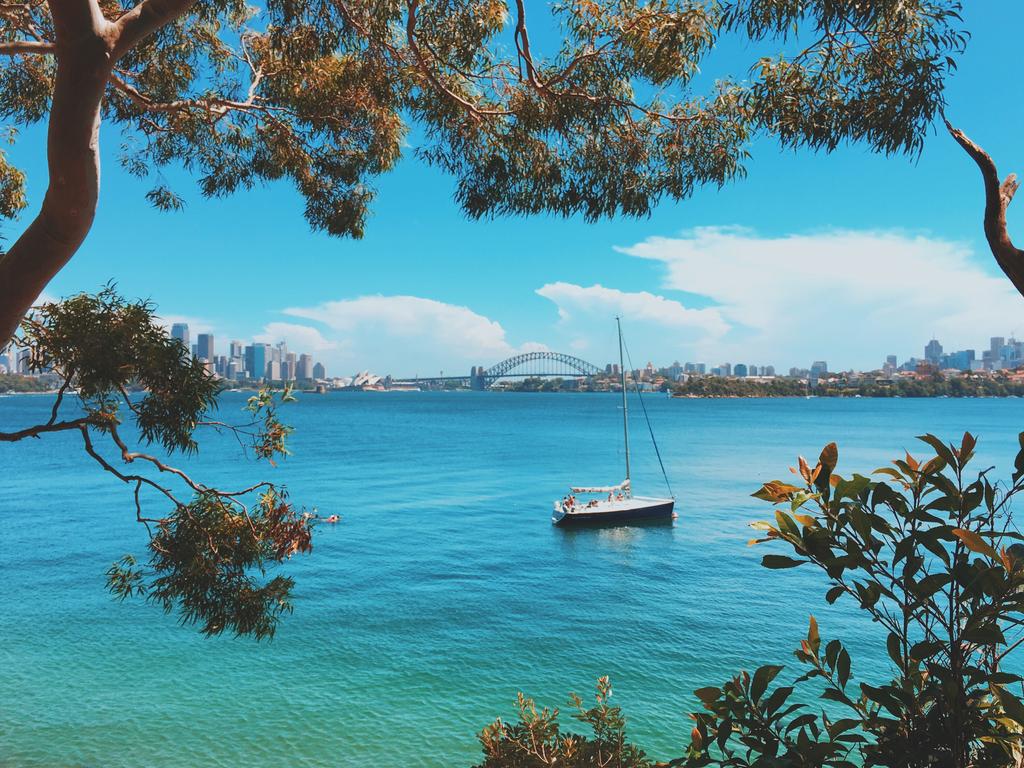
top-left (1, 392), bottom-right (1021, 766)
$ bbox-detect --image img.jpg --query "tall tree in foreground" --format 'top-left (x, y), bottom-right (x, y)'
top-left (476, 435), bottom-right (1024, 767)
top-left (0, 0), bottom-right (968, 342)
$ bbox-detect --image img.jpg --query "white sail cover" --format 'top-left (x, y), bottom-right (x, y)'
top-left (569, 479), bottom-right (631, 494)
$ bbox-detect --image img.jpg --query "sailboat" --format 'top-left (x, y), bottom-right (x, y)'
top-left (551, 319), bottom-right (676, 527)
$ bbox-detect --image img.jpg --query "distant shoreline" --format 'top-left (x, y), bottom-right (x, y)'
top-left (4, 388), bottom-right (1022, 400)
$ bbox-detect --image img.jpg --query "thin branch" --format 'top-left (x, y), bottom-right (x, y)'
top-left (0, 417), bottom-right (91, 441)
top-left (404, 0), bottom-right (511, 120)
top-left (47, 376), bottom-right (71, 425)
top-left (0, 39), bottom-right (54, 54)
top-left (78, 423), bottom-right (184, 512)
top-left (108, 71), bottom-right (271, 119)
top-left (107, 421), bottom-right (209, 495)
top-left (513, 0), bottom-right (539, 88)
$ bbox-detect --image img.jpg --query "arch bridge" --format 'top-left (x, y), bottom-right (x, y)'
top-left (471, 352), bottom-right (602, 389)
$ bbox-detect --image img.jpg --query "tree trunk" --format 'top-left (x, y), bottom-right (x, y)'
top-left (0, 11), bottom-right (115, 345)
top-left (946, 121), bottom-right (1024, 301)
top-left (0, 0), bottom-right (198, 346)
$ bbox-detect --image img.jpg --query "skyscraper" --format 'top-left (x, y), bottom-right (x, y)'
top-left (991, 337), bottom-right (1005, 358)
top-left (947, 349), bottom-right (975, 371)
top-left (313, 362), bottom-right (326, 379)
top-left (197, 333), bottom-right (214, 361)
top-left (924, 339), bottom-right (943, 363)
top-left (230, 340), bottom-right (244, 359)
top-left (298, 353), bottom-right (314, 380)
top-left (171, 323), bottom-right (190, 351)
top-left (244, 343), bottom-right (271, 381)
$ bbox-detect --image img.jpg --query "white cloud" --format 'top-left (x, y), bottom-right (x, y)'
top-left (278, 295), bottom-right (544, 376)
top-left (155, 313), bottom-right (215, 335)
top-left (536, 282), bottom-right (729, 337)
top-left (616, 226), bottom-right (1024, 369)
top-left (519, 341), bottom-right (552, 353)
top-left (531, 282), bottom-right (729, 366)
top-left (255, 322), bottom-right (339, 353)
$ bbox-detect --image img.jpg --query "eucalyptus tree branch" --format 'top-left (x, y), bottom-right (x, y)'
top-left (404, 0), bottom-right (510, 120)
top-left (0, 39), bottom-right (53, 54)
top-left (109, 71), bottom-right (271, 119)
top-left (47, 376), bottom-right (70, 425)
top-left (946, 121), bottom-right (1024, 300)
top-left (78, 423), bottom-right (185, 512)
top-left (0, 0), bottom-right (113, 344)
top-left (111, 0), bottom-right (197, 58)
top-left (107, 421), bottom-right (208, 492)
top-left (512, 0), bottom-right (539, 88)
top-left (0, 416), bottom-right (91, 441)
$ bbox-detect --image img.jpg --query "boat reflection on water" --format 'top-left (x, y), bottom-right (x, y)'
top-left (556, 516), bottom-right (677, 563)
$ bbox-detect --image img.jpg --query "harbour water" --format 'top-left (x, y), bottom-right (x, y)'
top-left (1, 392), bottom-right (1021, 766)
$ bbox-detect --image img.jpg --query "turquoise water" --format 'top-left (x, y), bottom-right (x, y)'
top-left (2, 393), bottom-right (1022, 766)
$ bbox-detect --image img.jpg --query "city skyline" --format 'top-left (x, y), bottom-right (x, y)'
top-left (150, 322), bottom-right (1024, 383)
top-left (169, 323), bottom-right (327, 383)
top-left (6, 317), bottom-right (1020, 384)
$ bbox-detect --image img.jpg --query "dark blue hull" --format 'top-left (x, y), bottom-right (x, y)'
top-left (553, 500), bottom-right (675, 527)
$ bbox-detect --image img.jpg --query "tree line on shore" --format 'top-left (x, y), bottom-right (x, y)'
top-left (672, 376), bottom-right (1024, 399)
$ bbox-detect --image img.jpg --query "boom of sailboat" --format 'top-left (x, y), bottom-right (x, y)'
top-left (551, 319), bottom-right (676, 527)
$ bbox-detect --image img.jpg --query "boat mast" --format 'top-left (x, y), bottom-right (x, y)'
top-left (617, 317), bottom-right (631, 485)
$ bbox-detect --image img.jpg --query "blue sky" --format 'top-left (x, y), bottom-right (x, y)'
top-left (9, 2), bottom-right (1024, 377)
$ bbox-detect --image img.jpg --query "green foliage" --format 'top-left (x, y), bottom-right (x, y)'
top-left (475, 677), bottom-right (651, 768)
top-left (246, 385), bottom-right (298, 464)
top-left (0, 372), bottom-right (60, 392)
top-left (23, 285), bottom-right (218, 453)
top-left (0, 146), bottom-right (27, 218)
top-left (502, 377), bottom-right (568, 393)
top-left (672, 376), bottom-right (1024, 398)
top-left (729, 434), bottom-right (1024, 766)
top-left (4, 288), bottom-right (314, 639)
top-left (816, 377), bottom-right (1024, 398)
top-left (726, 1), bottom-right (968, 156)
top-left (478, 433), bottom-right (1024, 766)
top-left (108, 488), bottom-right (313, 640)
top-left (0, 0), bottom-right (967, 232)
top-left (673, 377), bottom-right (809, 397)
